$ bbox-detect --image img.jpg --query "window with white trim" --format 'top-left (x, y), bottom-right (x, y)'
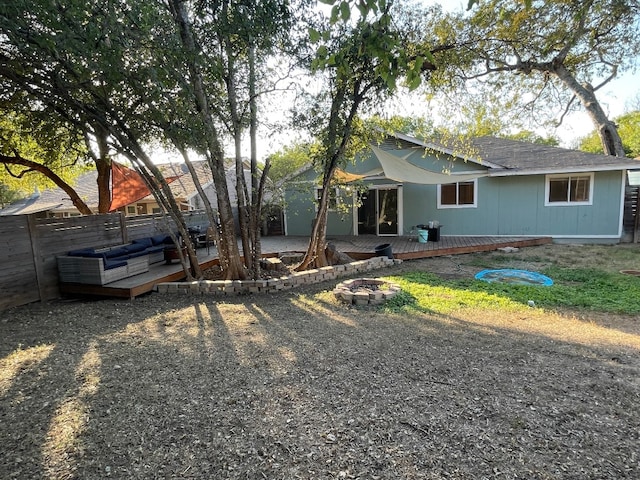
top-left (545, 173), bottom-right (593, 206)
top-left (437, 180), bottom-right (477, 208)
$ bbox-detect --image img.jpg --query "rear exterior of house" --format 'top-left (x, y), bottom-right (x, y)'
top-left (283, 135), bottom-right (640, 243)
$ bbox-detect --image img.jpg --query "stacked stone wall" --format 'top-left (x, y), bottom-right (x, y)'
top-left (156, 257), bottom-right (401, 296)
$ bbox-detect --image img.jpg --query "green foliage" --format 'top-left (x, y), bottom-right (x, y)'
top-left (0, 183), bottom-right (23, 208)
top-left (503, 130), bottom-right (559, 146)
top-left (267, 143), bottom-right (314, 183)
top-left (363, 115), bottom-right (435, 141)
top-left (384, 266), bottom-right (640, 315)
top-left (579, 111), bottom-right (640, 158)
top-left (467, 0), bottom-right (532, 9)
top-left (0, 113), bottom-right (88, 195)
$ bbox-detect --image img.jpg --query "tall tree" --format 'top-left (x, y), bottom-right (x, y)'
top-left (209, 0), bottom-right (292, 277)
top-left (0, 1), bottom-right (130, 214)
top-left (428, 0), bottom-right (640, 157)
top-left (295, 1), bottom-right (436, 270)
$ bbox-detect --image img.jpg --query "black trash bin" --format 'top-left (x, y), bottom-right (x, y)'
top-left (374, 243), bottom-right (393, 259)
top-left (427, 226), bottom-right (441, 242)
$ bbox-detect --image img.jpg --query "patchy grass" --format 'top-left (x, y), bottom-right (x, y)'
top-left (384, 267), bottom-right (640, 315)
top-left (1, 243), bottom-right (639, 479)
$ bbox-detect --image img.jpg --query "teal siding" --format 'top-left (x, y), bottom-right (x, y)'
top-left (534, 171), bottom-right (622, 236)
top-left (284, 173), bottom-right (357, 236)
top-left (283, 149), bottom-right (625, 240)
top-left (423, 171), bottom-right (622, 237)
top-left (284, 180), bottom-right (316, 235)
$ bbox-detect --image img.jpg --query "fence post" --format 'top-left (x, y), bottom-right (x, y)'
top-left (119, 211), bottom-right (128, 243)
top-left (26, 214), bottom-right (45, 302)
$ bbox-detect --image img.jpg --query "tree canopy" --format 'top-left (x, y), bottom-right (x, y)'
top-left (426, 0), bottom-right (640, 157)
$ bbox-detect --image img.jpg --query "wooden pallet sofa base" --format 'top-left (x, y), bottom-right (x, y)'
top-left (57, 234), bottom-right (176, 286)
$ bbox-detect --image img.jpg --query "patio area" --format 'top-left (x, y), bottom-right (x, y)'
top-left (268, 234), bottom-right (552, 260)
top-left (58, 234), bottom-right (552, 299)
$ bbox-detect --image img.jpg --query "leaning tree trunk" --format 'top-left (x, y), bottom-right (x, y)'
top-left (295, 163), bottom-right (339, 271)
top-left (554, 64), bottom-right (626, 157)
top-left (174, 143), bottom-right (221, 246)
top-left (124, 146), bottom-right (202, 279)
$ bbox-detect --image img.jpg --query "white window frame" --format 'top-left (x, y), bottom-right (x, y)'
top-left (126, 205), bottom-right (137, 215)
top-left (545, 173), bottom-right (594, 206)
top-left (437, 179), bottom-right (478, 209)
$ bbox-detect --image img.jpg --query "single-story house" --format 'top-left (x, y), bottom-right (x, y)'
top-left (283, 133), bottom-right (640, 243)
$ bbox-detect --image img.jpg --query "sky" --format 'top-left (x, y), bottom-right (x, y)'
top-left (415, 0), bottom-right (639, 149)
top-left (154, 0), bottom-right (639, 163)
top-left (550, 71), bottom-right (638, 147)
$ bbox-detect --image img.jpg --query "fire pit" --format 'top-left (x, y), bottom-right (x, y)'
top-left (333, 277), bottom-right (401, 306)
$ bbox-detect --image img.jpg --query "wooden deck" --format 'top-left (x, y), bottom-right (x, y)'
top-left (59, 235), bottom-right (552, 299)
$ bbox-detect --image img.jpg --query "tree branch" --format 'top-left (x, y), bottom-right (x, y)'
top-left (0, 153), bottom-right (93, 214)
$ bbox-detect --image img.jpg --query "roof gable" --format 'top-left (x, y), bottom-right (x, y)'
top-left (392, 132), bottom-right (640, 175)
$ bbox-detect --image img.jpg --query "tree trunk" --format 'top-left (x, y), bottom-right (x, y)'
top-left (169, 0), bottom-right (246, 280)
top-left (92, 125), bottom-right (112, 213)
top-left (553, 64), bottom-right (625, 157)
top-left (174, 143), bottom-right (221, 247)
top-left (295, 162), bottom-right (339, 271)
top-left (248, 41), bottom-right (263, 280)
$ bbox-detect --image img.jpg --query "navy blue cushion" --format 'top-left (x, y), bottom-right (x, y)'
top-left (151, 234), bottom-right (170, 245)
top-left (104, 247), bottom-right (128, 258)
top-left (103, 259), bottom-right (127, 270)
top-left (124, 251), bottom-right (147, 259)
top-left (132, 237), bottom-right (153, 248)
top-left (146, 245), bottom-right (165, 254)
top-left (124, 243), bottom-right (146, 254)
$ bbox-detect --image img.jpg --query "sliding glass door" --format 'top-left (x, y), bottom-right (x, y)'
top-left (357, 187), bottom-right (399, 236)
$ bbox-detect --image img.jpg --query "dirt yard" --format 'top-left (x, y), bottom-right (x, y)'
top-left (1, 244), bottom-right (639, 479)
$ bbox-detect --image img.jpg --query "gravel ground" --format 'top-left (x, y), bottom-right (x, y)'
top-left (1, 251), bottom-right (640, 479)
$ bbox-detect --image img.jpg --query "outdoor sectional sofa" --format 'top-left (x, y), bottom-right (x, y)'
top-left (57, 234), bottom-right (177, 285)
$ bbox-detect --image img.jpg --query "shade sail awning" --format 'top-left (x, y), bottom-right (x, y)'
top-left (371, 145), bottom-right (487, 184)
top-left (333, 167), bottom-right (384, 183)
top-left (333, 169), bottom-right (366, 183)
top-left (109, 161), bottom-right (180, 211)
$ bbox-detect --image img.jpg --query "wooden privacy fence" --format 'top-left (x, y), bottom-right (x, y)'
top-left (0, 211), bottom-right (209, 312)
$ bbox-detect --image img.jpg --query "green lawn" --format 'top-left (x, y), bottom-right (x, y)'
top-left (384, 261), bottom-right (640, 315)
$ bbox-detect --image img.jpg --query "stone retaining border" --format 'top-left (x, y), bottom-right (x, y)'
top-left (156, 257), bottom-right (402, 296)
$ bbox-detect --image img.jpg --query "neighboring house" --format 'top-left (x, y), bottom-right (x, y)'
top-left (0, 161), bottom-right (255, 219)
top-left (283, 133), bottom-right (640, 243)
